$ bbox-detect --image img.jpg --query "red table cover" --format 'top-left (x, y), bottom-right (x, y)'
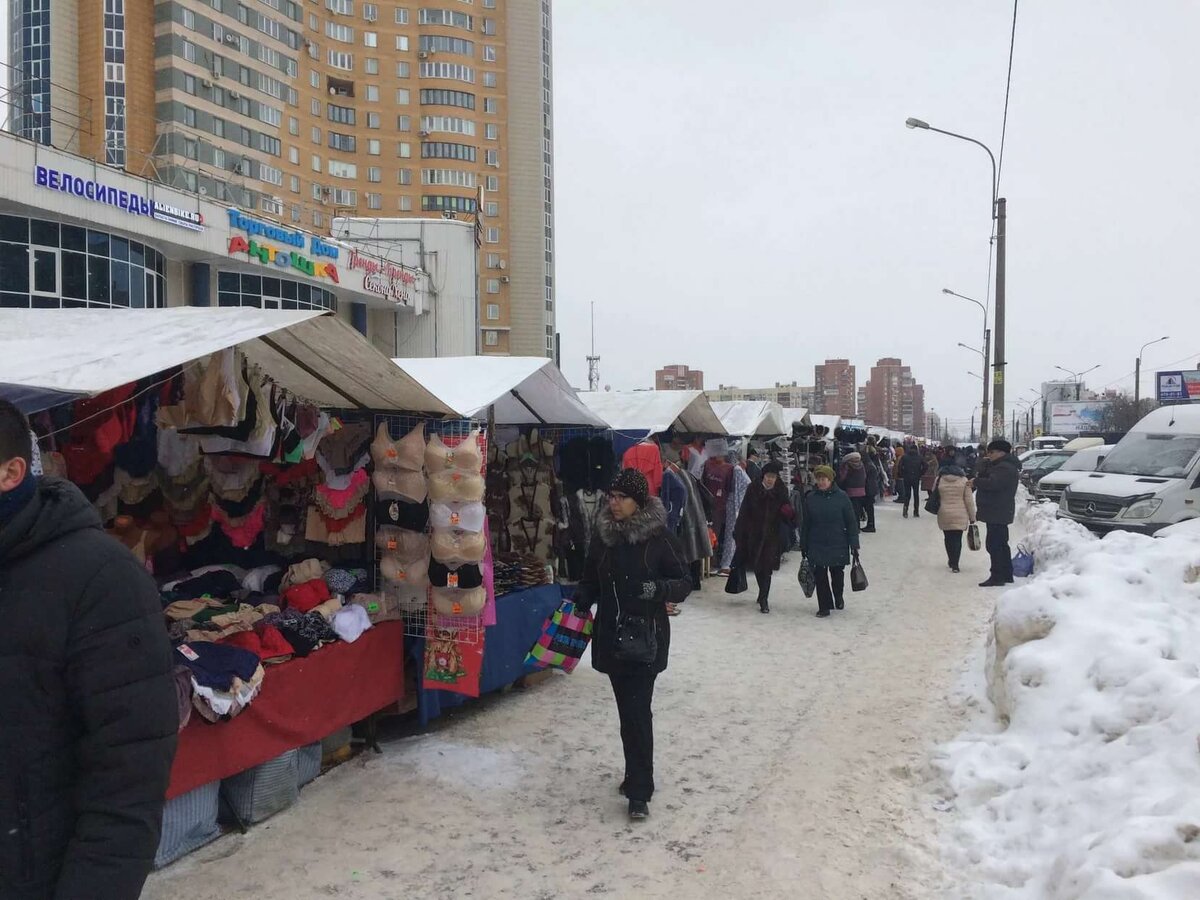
top-left (166, 621), bottom-right (405, 799)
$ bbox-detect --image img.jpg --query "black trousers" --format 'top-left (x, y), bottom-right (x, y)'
top-left (755, 568), bottom-right (773, 605)
top-left (861, 497), bottom-right (875, 529)
top-left (813, 565), bottom-right (845, 612)
top-left (944, 530), bottom-right (964, 568)
top-left (986, 523), bottom-right (1013, 582)
top-left (689, 559), bottom-right (702, 591)
top-left (851, 496), bottom-right (866, 524)
top-left (903, 478), bottom-right (922, 513)
top-left (609, 667), bottom-right (658, 802)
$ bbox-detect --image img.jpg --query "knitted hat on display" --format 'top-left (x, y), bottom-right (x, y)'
top-left (609, 468), bottom-right (649, 507)
top-left (813, 465), bottom-right (836, 481)
top-left (987, 439), bottom-right (1013, 454)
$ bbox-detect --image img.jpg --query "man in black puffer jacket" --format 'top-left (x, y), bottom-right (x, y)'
top-left (972, 438), bottom-right (1023, 587)
top-left (899, 443), bottom-right (926, 518)
top-left (0, 400), bottom-right (178, 900)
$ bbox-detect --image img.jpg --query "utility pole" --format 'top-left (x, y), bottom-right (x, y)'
top-left (993, 197), bottom-right (1007, 438)
top-left (586, 301), bottom-right (600, 392)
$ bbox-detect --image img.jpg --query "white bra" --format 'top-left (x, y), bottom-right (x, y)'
top-left (429, 501), bottom-right (486, 533)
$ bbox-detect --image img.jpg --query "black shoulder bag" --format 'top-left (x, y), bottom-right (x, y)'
top-left (611, 584), bottom-right (658, 665)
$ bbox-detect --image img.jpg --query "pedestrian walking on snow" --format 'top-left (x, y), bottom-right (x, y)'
top-left (801, 465), bottom-right (861, 618)
top-left (575, 469), bottom-right (693, 820)
top-left (898, 443), bottom-right (925, 518)
top-left (733, 461), bottom-right (794, 614)
top-left (838, 452), bottom-right (873, 532)
top-left (862, 447), bottom-right (881, 530)
top-left (973, 439), bottom-right (1022, 586)
top-left (935, 459), bottom-right (976, 573)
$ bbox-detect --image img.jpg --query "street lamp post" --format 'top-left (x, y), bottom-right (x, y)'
top-left (1055, 364), bottom-right (1101, 401)
top-left (1024, 389), bottom-right (1047, 436)
top-left (1135, 336), bottom-right (1170, 408)
top-left (944, 288), bottom-right (991, 443)
top-left (908, 117), bottom-right (1006, 437)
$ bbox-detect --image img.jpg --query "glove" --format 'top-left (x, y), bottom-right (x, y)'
top-left (639, 581), bottom-right (659, 601)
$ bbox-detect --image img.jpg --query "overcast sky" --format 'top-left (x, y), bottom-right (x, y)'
top-left (552, 0), bottom-right (1200, 434)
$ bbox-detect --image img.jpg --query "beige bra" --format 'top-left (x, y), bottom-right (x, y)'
top-left (428, 470), bottom-right (485, 504)
top-left (431, 586), bottom-right (487, 618)
top-left (374, 527), bottom-right (429, 562)
top-left (371, 421), bottom-right (425, 471)
top-left (425, 430), bottom-right (483, 475)
top-left (372, 468), bottom-right (428, 504)
top-left (381, 552), bottom-right (431, 588)
top-left (431, 529), bottom-right (487, 565)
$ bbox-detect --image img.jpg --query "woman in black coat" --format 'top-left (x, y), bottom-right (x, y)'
top-left (575, 469), bottom-right (692, 821)
top-left (733, 461), bottom-right (793, 614)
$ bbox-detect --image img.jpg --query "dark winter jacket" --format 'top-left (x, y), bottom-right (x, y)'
top-left (899, 450), bottom-right (925, 482)
top-left (837, 461), bottom-right (867, 498)
top-left (0, 478), bottom-right (178, 900)
top-left (973, 453), bottom-right (1022, 524)
top-left (660, 467), bottom-right (689, 533)
top-left (577, 497), bottom-right (692, 675)
top-left (733, 480), bottom-right (791, 572)
top-left (801, 485), bottom-right (860, 568)
top-left (864, 456), bottom-right (881, 497)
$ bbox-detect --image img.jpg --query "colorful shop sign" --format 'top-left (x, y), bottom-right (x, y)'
top-left (347, 248), bottom-right (418, 305)
top-left (226, 209), bottom-right (340, 283)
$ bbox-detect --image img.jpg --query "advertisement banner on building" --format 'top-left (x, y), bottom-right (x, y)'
top-left (1156, 370), bottom-right (1200, 402)
top-left (1049, 401), bottom-right (1112, 435)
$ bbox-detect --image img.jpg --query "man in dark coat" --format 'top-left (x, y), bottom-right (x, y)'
top-left (733, 462), bottom-right (793, 614)
top-left (575, 469), bottom-right (692, 820)
top-left (898, 443), bottom-right (926, 518)
top-left (0, 401), bottom-right (178, 900)
top-left (973, 438), bottom-right (1022, 587)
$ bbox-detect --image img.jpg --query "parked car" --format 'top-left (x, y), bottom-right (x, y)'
top-left (1030, 435), bottom-right (1069, 451)
top-left (1020, 450), bottom-right (1074, 490)
top-left (1058, 405), bottom-right (1200, 534)
top-left (1035, 444), bottom-right (1113, 504)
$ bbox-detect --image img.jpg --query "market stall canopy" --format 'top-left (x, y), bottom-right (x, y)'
top-left (710, 400), bottom-right (787, 437)
top-left (0, 383), bottom-right (86, 415)
top-left (810, 414), bottom-right (842, 433)
top-left (392, 356), bottom-right (608, 426)
top-left (781, 407), bottom-right (812, 430)
top-left (0, 309), bottom-right (454, 414)
top-left (577, 390), bottom-right (727, 437)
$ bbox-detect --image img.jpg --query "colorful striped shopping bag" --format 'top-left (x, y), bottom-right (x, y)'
top-left (525, 599), bottom-right (594, 673)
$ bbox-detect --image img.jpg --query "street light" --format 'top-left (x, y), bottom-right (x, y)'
top-left (1025, 388), bottom-right (1048, 436)
top-left (944, 288), bottom-right (992, 443)
top-left (1055, 364), bottom-right (1102, 401)
top-left (958, 342), bottom-right (985, 360)
top-left (1135, 336), bottom-right (1170, 407)
top-left (908, 117), bottom-right (1007, 438)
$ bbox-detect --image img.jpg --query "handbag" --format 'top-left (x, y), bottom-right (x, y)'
top-left (850, 553), bottom-right (868, 592)
top-left (525, 598), bottom-right (593, 674)
top-left (725, 564), bottom-right (748, 595)
top-left (924, 477), bottom-right (941, 515)
top-left (967, 523), bottom-right (981, 552)
top-left (611, 586), bottom-right (658, 665)
top-left (797, 557), bottom-right (816, 598)
top-left (1013, 544), bottom-right (1035, 578)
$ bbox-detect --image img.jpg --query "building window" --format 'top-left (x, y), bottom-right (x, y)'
top-left (368, 166), bottom-right (382, 182)
top-left (328, 131), bottom-right (357, 152)
top-left (327, 0), bottom-right (353, 14)
top-left (483, 45), bottom-right (497, 62)
top-left (485, 201), bottom-right (499, 216)
top-left (368, 139), bottom-right (381, 155)
top-left (216, 270), bottom-right (336, 312)
top-left (398, 168), bottom-right (412, 184)
top-left (312, 154), bottom-right (322, 172)
top-left (421, 116), bottom-right (476, 136)
top-left (420, 35), bottom-right (474, 56)
top-left (365, 85), bottom-right (380, 102)
top-left (328, 104), bottom-right (356, 125)
top-left (421, 89), bottom-right (475, 110)
top-left (484, 97), bottom-right (497, 114)
top-left (366, 193), bottom-right (382, 210)
top-left (326, 21), bottom-right (355, 42)
top-left (485, 227), bottom-right (500, 243)
top-left (483, 72), bottom-right (497, 88)
top-left (311, 98), bottom-right (321, 116)
top-left (289, 116), bottom-right (299, 135)
top-left (290, 174), bottom-right (301, 192)
top-left (486, 303), bottom-right (499, 320)
top-left (419, 62), bottom-right (475, 83)
top-left (418, 9), bottom-right (472, 30)
top-left (484, 331), bottom-right (498, 347)
top-left (485, 123), bottom-right (498, 140)
top-left (483, 0), bottom-right (495, 7)
top-left (398, 115), bottom-right (412, 131)
top-left (398, 142), bottom-right (412, 158)
top-left (395, 7), bottom-right (409, 24)
top-left (365, 57), bottom-right (379, 74)
top-left (482, 17), bottom-right (496, 35)
top-left (486, 175), bottom-right (499, 191)
top-left (363, 3), bottom-right (378, 20)
top-left (486, 279), bottom-right (500, 294)
top-left (312, 126), bottom-right (322, 143)
top-left (395, 35), bottom-right (409, 51)
top-left (422, 142), bottom-right (477, 162)
top-left (368, 112), bottom-right (381, 128)
top-left (328, 159), bottom-right (358, 178)
top-left (364, 31), bottom-right (377, 47)
top-left (422, 168), bottom-right (476, 187)
top-left (421, 195), bottom-right (478, 213)
top-left (328, 50), bottom-right (354, 69)
top-left (485, 149), bottom-right (499, 166)
top-left (397, 89), bottom-right (411, 105)
top-left (399, 196), bottom-right (413, 211)
top-left (486, 253), bottom-right (501, 268)
top-left (397, 61), bottom-right (411, 78)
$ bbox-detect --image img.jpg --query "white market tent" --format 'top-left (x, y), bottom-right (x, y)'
top-left (780, 407), bottom-right (812, 430)
top-left (0, 308), bottom-right (454, 414)
top-left (710, 400), bottom-right (787, 437)
top-left (577, 390), bottom-right (727, 437)
top-left (809, 414), bottom-right (842, 433)
top-left (392, 356), bottom-right (607, 426)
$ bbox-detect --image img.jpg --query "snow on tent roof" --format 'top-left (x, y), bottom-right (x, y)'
top-left (809, 414), bottom-right (842, 432)
top-left (577, 390), bottom-right (727, 436)
top-left (392, 355), bottom-right (607, 426)
top-left (0, 308), bottom-right (453, 414)
top-left (710, 400), bottom-right (787, 437)
top-left (781, 407), bottom-right (812, 429)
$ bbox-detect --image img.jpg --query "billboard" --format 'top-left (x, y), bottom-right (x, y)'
top-left (1049, 401), bottom-right (1112, 435)
top-left (1156, 370), bottom-right (1200, 402)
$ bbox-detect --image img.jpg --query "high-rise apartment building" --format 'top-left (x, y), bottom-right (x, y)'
top-left (655, 364), bottom-right (703, 391)
top-left (813, 359), bottom-right (856, 418)
top-left (7, 0), bottom-right (555, 356)
top-left (706, 382), bottom-right (813, 409)
top-left (863, 357), bottom-right (926, 435)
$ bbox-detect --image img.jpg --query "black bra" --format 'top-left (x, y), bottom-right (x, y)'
top-left (374, 497), bottom-right (430, 533)
top-left (428, 559), bottom-right (484, 589)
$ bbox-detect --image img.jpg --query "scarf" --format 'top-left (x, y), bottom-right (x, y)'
top-left (0, 474), bottom-right (37, 528)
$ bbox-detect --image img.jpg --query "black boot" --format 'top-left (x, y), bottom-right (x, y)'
top-left (628, 800), bottom-right (649, 820)
top-left (759, 599), bottom-right (770, 614)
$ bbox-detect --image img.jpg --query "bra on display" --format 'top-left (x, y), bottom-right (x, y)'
top-left (431, 528), bottom-right (487, 565)
top-left (428, 559), bottom-right (484, 590)
top-left (429, 501), bottom-right (486, 533)
top-left (372, 421), bottom-right (425, 471)
top-left (425, 430), bottom-right (483, 475)
top-left (374, 526), bottom-right (430, 561)
top-left (431, 586), bottom-right (487, 618)
top-left (374, 496), bottom-right (430, 532)
top-left (428, 470), bottom-right (485, 504)
top-left (380, 552), bottom-right (431, 588)
top-left (372, 468), bottom-right (428, 504)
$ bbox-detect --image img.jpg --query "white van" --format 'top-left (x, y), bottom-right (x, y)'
top-left (1058, 405), bottom-right (1200, 534)
top-left (1035, 444), bottom-right (1113, 504)
top-left (1031, 435), bottom-right (1068, 451)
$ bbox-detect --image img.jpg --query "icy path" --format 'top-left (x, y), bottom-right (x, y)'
top-left (144, 501), bottom-right (994, 900)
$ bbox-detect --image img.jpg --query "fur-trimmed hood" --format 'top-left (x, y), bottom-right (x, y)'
top-left (596, 496), bottom-right (668, 547)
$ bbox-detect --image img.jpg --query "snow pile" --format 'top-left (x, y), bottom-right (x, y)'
top-left (939, 504), bottom-right (1200, 898)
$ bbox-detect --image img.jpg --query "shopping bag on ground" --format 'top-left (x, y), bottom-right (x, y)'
top-left (1012, 545), bottom-right (1035, 578)
top-left (525, 598), bottom-right (593, 673)
top-left (850, 555), bottom-right (869, 592)
top-left (967, 524), bottom-right (981, 552)
top-left (797, 557), bottom-right (816, 598)
top-left (725, 564), bottom-right (748, 594)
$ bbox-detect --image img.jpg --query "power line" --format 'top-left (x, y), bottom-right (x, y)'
top-left (996, 0), bottom-right (1019, 190)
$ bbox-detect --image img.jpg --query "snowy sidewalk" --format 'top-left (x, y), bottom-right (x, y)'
top-left (144, 502), bottom-right (994, 900)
